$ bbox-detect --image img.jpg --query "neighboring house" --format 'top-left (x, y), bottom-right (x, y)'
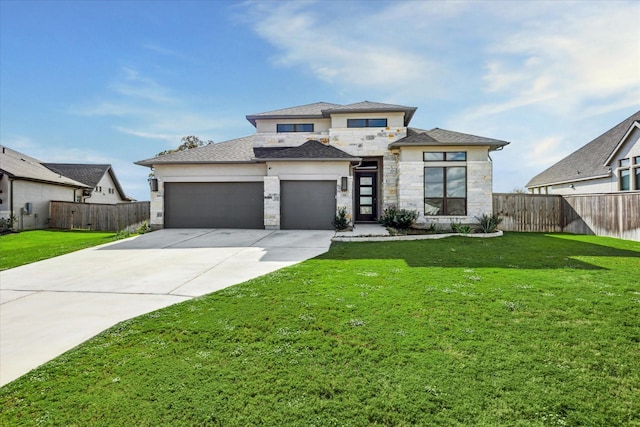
top-left (527, 111), bottom-right (640, 195)
top-left (42, 163), bottom-right (133, 204)
top-left (0, 145), bottom-right (90, 230)
top-left (136, 101), bottom-right (509, 230)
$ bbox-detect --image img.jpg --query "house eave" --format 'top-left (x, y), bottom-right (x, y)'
top-left (256, 157), bottom-right (362, 163)
top-left (526, 173), bottom-right (611, 189)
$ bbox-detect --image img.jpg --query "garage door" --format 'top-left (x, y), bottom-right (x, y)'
top-left (164, 182), bottom-right (264, 228)
top-left (280, 180), bottom-right (336, 230)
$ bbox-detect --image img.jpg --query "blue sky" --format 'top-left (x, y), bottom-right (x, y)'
top-left (1, 0), bottom-right (638, 201)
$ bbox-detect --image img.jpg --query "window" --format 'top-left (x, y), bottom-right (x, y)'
top-left (424, 166), bottom-right (466, 215)
top-left (620, 169), bottom-right (630, 191)
top-left (96, 186), bottom-right (102, 192)
top-left (347, 118), bottom-right (387, 128)
top-left (276, 123), bottom-right (314, 132)
top-left (618, 157), bottom-right (640, 191)
top-left (424, 151), bottom-right (467, 162)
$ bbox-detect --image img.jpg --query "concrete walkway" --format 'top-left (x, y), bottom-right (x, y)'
top-left (0, 229), bottom-right (334, 387)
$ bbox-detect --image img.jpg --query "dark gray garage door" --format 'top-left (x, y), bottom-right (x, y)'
top-left (164, 182), bottom-right (264, 228)
top-left (281, 180), bottom-right (336, 230)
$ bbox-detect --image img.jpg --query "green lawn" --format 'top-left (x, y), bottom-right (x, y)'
top-left (1, 233), bottom-right (639, 426)
top-left (0, 230), bottom-right (120, 270)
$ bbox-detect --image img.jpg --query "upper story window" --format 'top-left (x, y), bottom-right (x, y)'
top-left (276, 123), bottom-right (314, 133)
top-left (423, 151), bottom-right (467, 162)
top-left (347, 118), bottom-right (387, 128)
top-left (619, 157), bottom-right (640, 191)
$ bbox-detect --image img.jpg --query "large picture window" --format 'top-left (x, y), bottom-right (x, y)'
top-left (424, 167), bottom-right (466, 215)
top-left (276, 123), bottom-right (314, 133)
top-left (347, 118), bottom-right (387, 128)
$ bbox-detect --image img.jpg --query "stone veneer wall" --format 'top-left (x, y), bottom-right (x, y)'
top-left (336, 176), bottom-right (354, 226)
top-left (330, 127), bottom-right (406, 211)
top-left (263, 176), bottom-right (280, 230)
top-left (398, 160), bottom-right (494, 225)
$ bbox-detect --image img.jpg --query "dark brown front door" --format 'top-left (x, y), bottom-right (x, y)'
top-left (355, 172), bottom-right (377, 222)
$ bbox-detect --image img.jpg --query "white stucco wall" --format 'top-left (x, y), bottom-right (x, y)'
top-left (255, 118), bottom-right (331, 134)
top-left (85, 172), bottom-right (125, 204)
top-left (10, 180), bottom-right (78, 230)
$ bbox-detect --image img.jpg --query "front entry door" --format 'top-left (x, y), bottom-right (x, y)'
top-left (356, 172), bottom-right (377, 222)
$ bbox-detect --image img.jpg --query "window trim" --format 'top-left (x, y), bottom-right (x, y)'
top-left (423, 151), bottom-right (467, 162)
top-left (424, 166), bottom-right (467, 216)
top-left (347, 118), bottom-right (388, 128)
top-left (276, 123), bottom-right (314, 133)
top-left (618, 157), bottom-right (640, 191)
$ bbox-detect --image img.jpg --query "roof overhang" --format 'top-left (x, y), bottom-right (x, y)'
top-left (526, 173), bottom-right (611, 189)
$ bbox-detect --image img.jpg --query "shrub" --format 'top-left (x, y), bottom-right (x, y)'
top-left (476, 213), bottom-right (503, 233)
top-left (451, 222), bottom-right (473, 234)
top-left (379, 206), bottom-right (419, 230)
top-left (0, 215), bottom-right (16, 234)
top-left (333, 207), bottom-right (349, 231)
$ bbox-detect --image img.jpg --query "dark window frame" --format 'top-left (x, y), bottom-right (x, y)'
top-left (423, 151), bottom-right (467, 162)
top-left (347, 118), bottom-right (388, 128)
top-left (424, 166), bottom-right (467, 216)
top-left (276, 123), bottom-right (314, 133)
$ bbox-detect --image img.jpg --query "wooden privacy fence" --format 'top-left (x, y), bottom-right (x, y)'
top-left (49, 201), bottom-right (150, 232)
top-left (493, 193), bottom-right (640, 241)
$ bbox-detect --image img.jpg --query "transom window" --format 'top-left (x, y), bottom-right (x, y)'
top-left (347, 118), bottom-right (388, 128)
top-left (424, 166), bottom-right (467, 216)
top-left (423, 151), bottom-right (467, 162)
top-left (276, 123), bottom-right (314, 133)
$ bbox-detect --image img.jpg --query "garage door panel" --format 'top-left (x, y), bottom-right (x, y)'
top-left (165, 182), bottom-right (264, 229)
top-left (281, 181), bottom-right (336, 230)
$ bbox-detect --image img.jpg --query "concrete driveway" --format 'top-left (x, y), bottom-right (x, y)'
top-left (0, 228), bottom-right (334, 387)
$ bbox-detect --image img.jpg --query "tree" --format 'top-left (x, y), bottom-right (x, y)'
top-left (149, 136), bottom-right (213, 179)
top-left (155, 135), bottom-right (212, 156)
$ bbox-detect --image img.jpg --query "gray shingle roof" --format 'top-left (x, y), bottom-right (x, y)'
top-left (135, 136), bottom-right (257, 166)
top-left (253, 140), bottom-right (360, 161)
top-left (42, 163), bottom-right (131, 201)
top-left (526, 110), bottom-right (640, 188)
top-left (43, 163), bottom-right (110, 187)
top-left (0, 145), bottom-right (90, 188)
top-left (389, 127), bottom-right (510, 149)
top-left (246, 102), bottom-right (341, 126)
top-left (323, 101), bottom-right (417, 125)
top-left (246, 101), bottom-right (417, 127)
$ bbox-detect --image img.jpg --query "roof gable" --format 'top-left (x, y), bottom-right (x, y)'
top-left (43, 163), bottom-right (131, 201)
top-left (604, 121), bottom-right (640, 166)
top-left (527, 110), bottom-right (640, 188)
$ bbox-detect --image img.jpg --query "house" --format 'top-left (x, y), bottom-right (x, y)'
top-left (0, 145), bottom-right (133, 230)
top-left (42, 163), bottom-right (133, 204)
top-left (527, 111), bottom-right (640, 195)
top-left (0, 145), bottom-right (90, 230)
top-left (136, 101), bottom-right (509, 230)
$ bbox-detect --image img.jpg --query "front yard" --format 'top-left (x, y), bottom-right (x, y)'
top-left (1, 233), bottom-right (638, 426)
top-left (0, 230), bottom-right (120, 270)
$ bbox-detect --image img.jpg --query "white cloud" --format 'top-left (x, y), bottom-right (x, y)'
top-left (69, 66), bottom-right (229, 144)
top-left (476, 1), bottom-right (639, 117)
